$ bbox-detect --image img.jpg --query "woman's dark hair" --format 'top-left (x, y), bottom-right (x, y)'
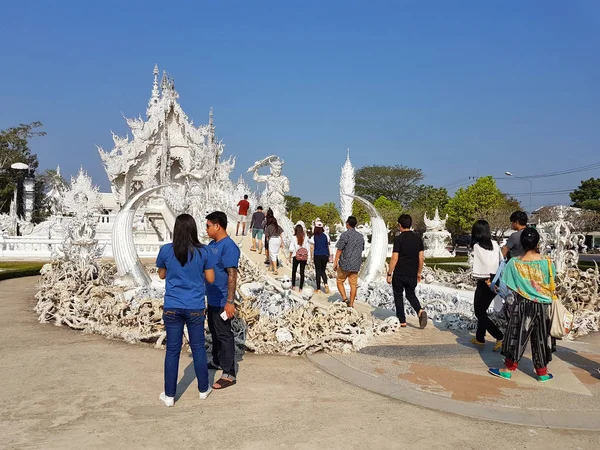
top-left (520, 226), bottom-right (539, 253)
top-left (471, 220), bottom-right (493, 251)
top-left (173, 214), bottom-right (203, 266)
top-left (313, 226), bottom-right (324, 236)
top-left (265, 208), bottom-right (275, 227)
top-left (294, 224), bottom-right (305, 246)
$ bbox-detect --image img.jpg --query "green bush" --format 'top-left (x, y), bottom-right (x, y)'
top-left (0, 262), bottom-right (45, 281)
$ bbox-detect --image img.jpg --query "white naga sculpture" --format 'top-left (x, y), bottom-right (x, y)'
top-left (423, 208), bottom-right (452, 258)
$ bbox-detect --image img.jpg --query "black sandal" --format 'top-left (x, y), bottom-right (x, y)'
top-left (213, 376), bottom-right (236, 390)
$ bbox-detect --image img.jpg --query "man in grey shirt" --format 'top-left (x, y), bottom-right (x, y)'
top-left (333, 216), bottom-right (364, 307)
top-left (502, 211), bottom-right (528, 259)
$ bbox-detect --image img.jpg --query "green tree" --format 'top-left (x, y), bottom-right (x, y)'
top-left (410, 185), bottom-right (449, 216)
top-left (315, 202), bottom-right (341, 231)
top-left (0, 122), bottom-right (45, 214)
top-left (445, 176), bottom-right (510, 235)
top-left (355, 165), bottom-right (423, 207)
top-left (290, 201), bottom-right (320, 226)
top-left (570, 178), bottom-right (600, 212)
top-left (284, 194), bottom-right (302, 213)
top-left (352, 200), bottom-right (370, 225)
top-left (373, 195), bottom-right (403, 231)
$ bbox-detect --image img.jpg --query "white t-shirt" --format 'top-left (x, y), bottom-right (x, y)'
top-left (289, 237), bottom-right (311, 258)
top-left (472, 241), bottom-right (503, 279)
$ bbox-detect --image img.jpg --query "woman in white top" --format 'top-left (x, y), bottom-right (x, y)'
top-left (470, 220), bottom-right (504, 350)
top-left (289, 224), bottom-right (310, 290)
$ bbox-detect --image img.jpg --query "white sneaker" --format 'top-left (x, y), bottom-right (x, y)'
top-left (199, 387), bottom-right (212, 400)
top-left (159, 392), bottom-right (174, 407)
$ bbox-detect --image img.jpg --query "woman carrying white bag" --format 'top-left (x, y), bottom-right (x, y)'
top-left (488, 227), bottom-right (557, 383)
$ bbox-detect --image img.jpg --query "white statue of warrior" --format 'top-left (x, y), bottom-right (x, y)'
top-left (248, 156), bottom-right (290, 220)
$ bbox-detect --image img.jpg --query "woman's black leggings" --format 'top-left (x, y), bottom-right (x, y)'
top-left (474, 278), bottom-right (504, 342)
top-left (314, 255), bottom-right (329, 290)
top-left (291, 257), bottom-right (307, 289)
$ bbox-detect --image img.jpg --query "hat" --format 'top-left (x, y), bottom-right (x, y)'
top-left (314, 220), bottom-right (324, 228)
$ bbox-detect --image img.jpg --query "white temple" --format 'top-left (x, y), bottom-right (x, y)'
top-left (1, 66), bottom-right (260, 258)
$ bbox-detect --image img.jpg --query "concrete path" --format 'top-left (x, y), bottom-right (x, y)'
top-left (309, 317), bottom-right (600, 431)
top-left (237, 230), bottom-right (600, 430)
top-left (3, 277), bottom-right (600, 448)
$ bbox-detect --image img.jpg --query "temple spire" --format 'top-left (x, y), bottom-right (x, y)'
top-left (151, 65), bottom-right (160, 101)
top-left (209, 107), bottom-right (215, 143)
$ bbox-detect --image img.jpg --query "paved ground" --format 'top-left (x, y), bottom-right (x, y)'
top-left (2, 278), bottom-right (600, 448)
top-left (236, 233), bottom-right (600, 429)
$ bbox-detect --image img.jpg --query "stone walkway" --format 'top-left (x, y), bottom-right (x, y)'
top-left (237, 231), bottom-right (600, 430)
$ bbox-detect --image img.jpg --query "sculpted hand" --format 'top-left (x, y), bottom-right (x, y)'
top-left (224, 302), bottom-right (236, 319)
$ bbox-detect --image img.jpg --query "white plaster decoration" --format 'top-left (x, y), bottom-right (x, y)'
top-left (423, 208), bottom-right (453, 258)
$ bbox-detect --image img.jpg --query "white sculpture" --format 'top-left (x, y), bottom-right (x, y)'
top-left (98, 65), bottom-right (248, 235)
top-left (538, 206), bottom-right (584, 273)
top-left (248, 155), bottom-right (294, 244)
top-left (45, 165), bottom-right (66, 216)
top-left (248, 155), bottom-right (290, 221)
top-left (340, 149), bottom-right (354, 222)
top-left (56, 169), bottom-right (104, 277)
top-left (423, 208), bottom-right (452, 258)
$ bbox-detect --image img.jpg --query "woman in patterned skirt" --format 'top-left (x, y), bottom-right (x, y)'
top-left (488, 227), bottom-right (556, 383)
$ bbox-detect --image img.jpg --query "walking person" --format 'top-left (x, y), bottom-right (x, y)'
top-left (502, 211), bottom-right (528, 259)
top-left (249, 206), bottom-right (266, 254)
top-left (386, 214), bottom-right (428, 328)
top-left (310, 220), bottom-right (330, 294)
top-left (265, 216), bottom-right (284, 275)
top-left (333, 216), bottom-right (364, 307)
top-left (205, 211), bottom-right (241, 390)
top-left (156, 214), bottom-right (215, 407)
top-left (263, 208), bottom-right (274, 265)
top-left (489, 227), bottom-right (556, 382)
top-left (236, 195), bottom-right (250, 236)
top-left (289, 224), bottom-right (310, 291)
top-left (470, 220), bottom-right (504, 350)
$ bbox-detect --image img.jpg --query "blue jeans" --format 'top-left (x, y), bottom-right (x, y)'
top-left (163, 308), bottom-right (209, 397)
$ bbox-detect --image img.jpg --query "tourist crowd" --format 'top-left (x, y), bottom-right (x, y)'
top-left (156, 199), bottom-right (560, 407)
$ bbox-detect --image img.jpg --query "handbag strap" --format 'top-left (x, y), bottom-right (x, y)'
top-left (546, 257), bottom-right (556, 299)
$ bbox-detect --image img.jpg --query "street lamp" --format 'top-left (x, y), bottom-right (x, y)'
top-left (9, 163), bottom-right (30, 225)
top-left (505, 171), bottom-right (532, 214)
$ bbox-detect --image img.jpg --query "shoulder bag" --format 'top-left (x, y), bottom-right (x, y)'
top-left (549, 257), bottom-right (574, 339)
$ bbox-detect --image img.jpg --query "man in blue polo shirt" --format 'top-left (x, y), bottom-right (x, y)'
top-left (205, 211), bottom-right (241, 390)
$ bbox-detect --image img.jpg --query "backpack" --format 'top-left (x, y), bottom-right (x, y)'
top-left (296, 246), bottom-right (309, 261)
top-left (490, 258), bottom-right (510, 299)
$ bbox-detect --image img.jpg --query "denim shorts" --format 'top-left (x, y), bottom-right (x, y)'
top-left (252, 228), bottom-right (264, 239)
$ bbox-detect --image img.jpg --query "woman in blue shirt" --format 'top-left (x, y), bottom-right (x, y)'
top-left (156, 214), bottom-right (215, 407)
top-left (310, 221), bottom-right (330, 293)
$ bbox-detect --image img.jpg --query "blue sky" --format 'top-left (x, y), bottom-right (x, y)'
top-left (1, 1), bottom-right (599, 210)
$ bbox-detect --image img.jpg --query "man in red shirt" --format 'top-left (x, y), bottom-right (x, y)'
top-left (236, 195), bottom-right (250, 236)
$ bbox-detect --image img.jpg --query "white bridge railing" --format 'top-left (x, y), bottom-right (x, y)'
top-left (2, 236), bottom-right (396, 260)
top-left (0, 236), bottom-right (161, 259)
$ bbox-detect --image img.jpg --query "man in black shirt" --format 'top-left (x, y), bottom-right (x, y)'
top-left (386, 214), bottom-right (428, 329)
